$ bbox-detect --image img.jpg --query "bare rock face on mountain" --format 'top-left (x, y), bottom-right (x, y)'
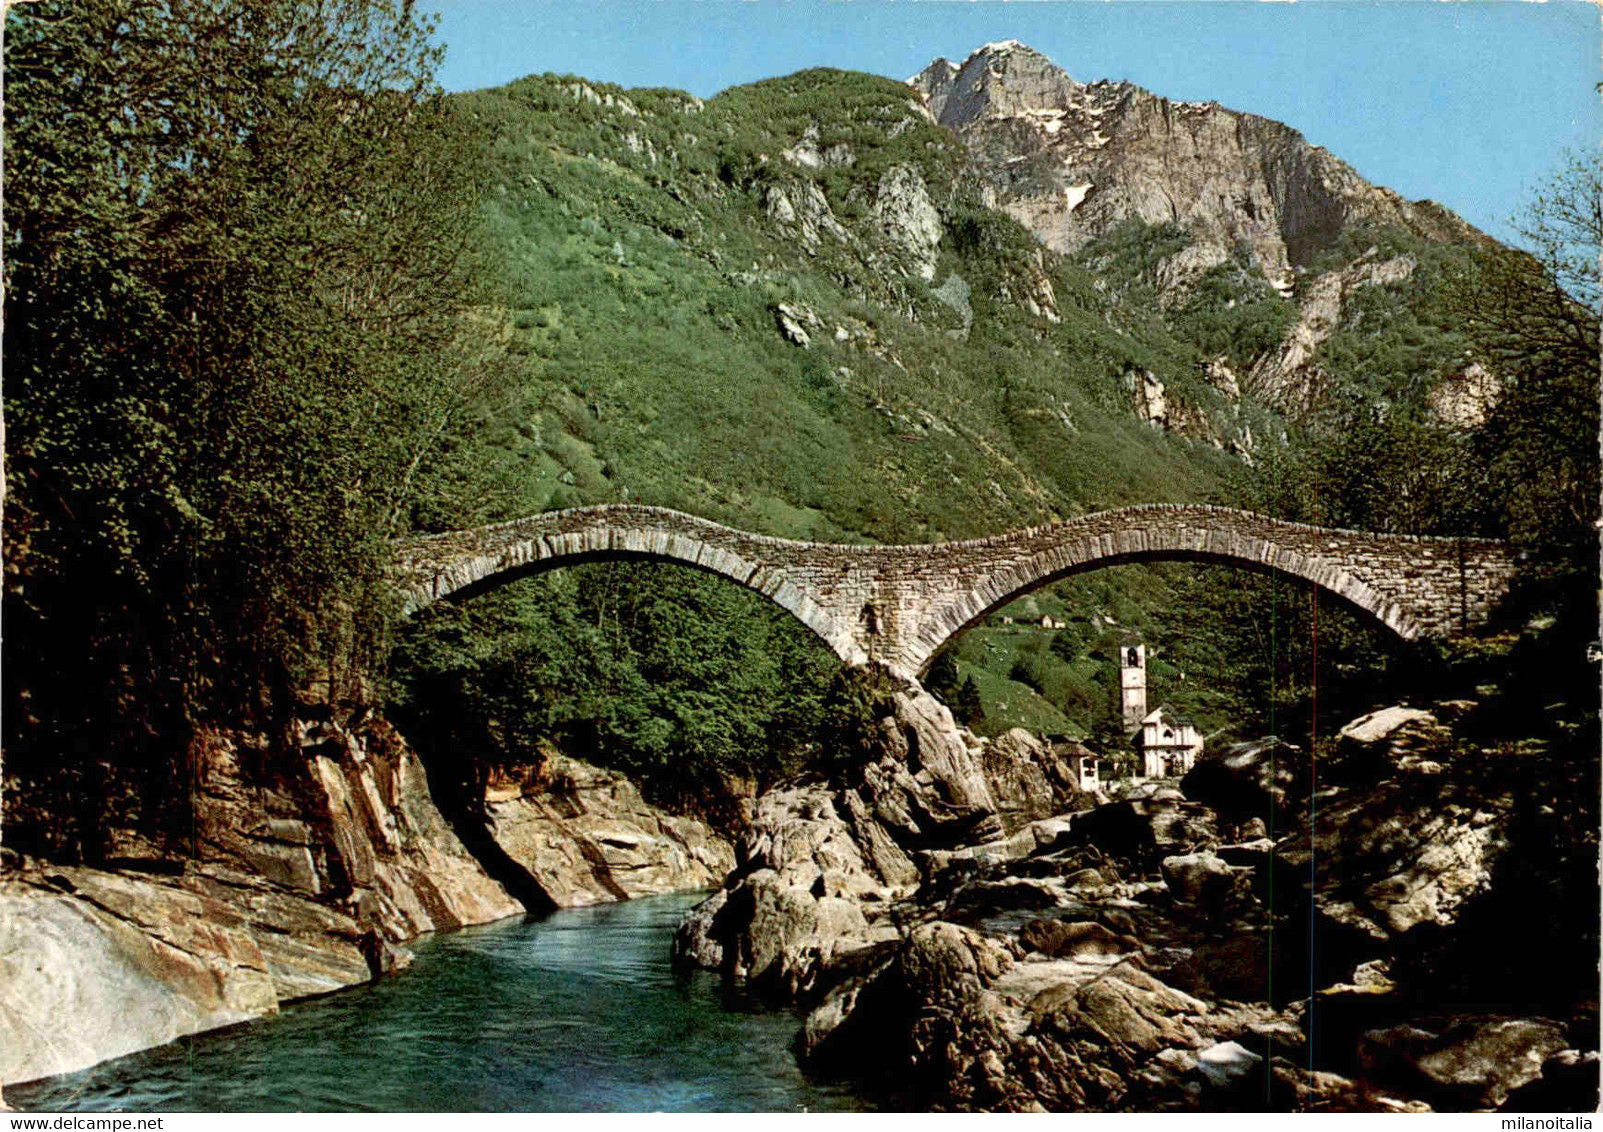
top-left (764, 179), bottom-right (851, 257)
top-left (1246, 250), bottom-right (1418, 412)
top-left (909, 41), bottom-right (1484, 287)
top-left (1427, 361), bottom-right (1502, 430)
top-left (868, 164), bottom-right (945, 282)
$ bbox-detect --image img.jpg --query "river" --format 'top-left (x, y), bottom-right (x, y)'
top-left (8, 892), bottom-right (869, 1113)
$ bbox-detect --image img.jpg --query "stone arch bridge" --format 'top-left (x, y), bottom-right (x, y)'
top-left (392, 504), bottom-right (1518, 679)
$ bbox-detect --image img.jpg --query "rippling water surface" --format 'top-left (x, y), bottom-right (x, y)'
top-left (11, 892), bottom-right (868, 1113)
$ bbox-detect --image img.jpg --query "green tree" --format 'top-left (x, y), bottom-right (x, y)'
top-left (3, 0), bottom-right (510, 859)
top-left (952, 676), bottom-right (985, 728)
top-left (389, 564), bottom-right (842, 814)
top-left (1455, 150), bottom-right (1598, 380)
top-left (1300, 396), bottom-right (1493, 537)
top-left (1455, 151), bottom-right (1599, 616)
top-left (816, 662), bottom-right (903, 767)
top-left (923, 651), bottom-right (962, 707)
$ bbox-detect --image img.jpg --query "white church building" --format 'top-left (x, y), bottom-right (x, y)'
top-left (1120, 641), bottom-right (1204, 778)
top-left (1137, 705), bottom-right (1204, 779)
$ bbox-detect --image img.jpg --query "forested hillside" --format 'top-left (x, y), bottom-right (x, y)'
top-left (409, 67), bottom-right (1258, 538)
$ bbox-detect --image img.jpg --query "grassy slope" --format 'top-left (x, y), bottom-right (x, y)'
top-left (429, 69), bottom-right (1246, 543)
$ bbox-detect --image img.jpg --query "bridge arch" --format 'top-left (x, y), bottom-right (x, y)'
top-left (906, 541), bottom-right (1412, 680)
top-left (392, 509), bottom-right (869, 667)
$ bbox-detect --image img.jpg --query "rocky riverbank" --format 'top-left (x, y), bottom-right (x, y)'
top-left (0, 709), bottom-right (734, 1089)
top-left (0, 708), bottom-right (523, 1086)
top-left (673, 682), bottom-right (1600, 1112)
top-left (1, 695), bottom-right (743, 1083)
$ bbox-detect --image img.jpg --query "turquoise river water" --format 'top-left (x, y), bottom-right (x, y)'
top-left (9, 891), bottom-right (870, 1113)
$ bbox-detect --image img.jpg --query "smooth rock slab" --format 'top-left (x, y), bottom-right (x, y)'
top-left (1196, 1040), bottom-right (1264, 1088)
top-left (0, 892), bottom-right (276, 1086)
top-left (1160, 850), bottom-right (1237, 906)
top-left (1359, 1016), bottom-right (1569, 1109)
top-left (1340, 707), bottom-right (1433, 744)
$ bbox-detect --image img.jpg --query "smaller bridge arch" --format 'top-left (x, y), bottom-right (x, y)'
top-left (393, 504), bottom-right (1519, 680)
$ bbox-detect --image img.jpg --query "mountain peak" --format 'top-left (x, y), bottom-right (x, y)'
top-left (969, 39), bottom-right (1035, 60)
top-left (908, 42), bottom-right (1483, 281)
top-left (910, 40), bottom-right (1081, 130)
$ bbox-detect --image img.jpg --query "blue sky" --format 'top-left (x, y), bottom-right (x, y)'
top-left (428, 2), bottom-right (1600, 249)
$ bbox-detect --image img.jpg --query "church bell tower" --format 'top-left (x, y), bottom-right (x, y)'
top-left (1120, 643), bottom-right (1147, 729)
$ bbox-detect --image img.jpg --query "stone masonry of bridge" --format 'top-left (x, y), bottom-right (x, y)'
top-left (392, 504), bottom-right (1519, 679)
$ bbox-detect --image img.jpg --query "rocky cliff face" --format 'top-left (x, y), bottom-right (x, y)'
top-left (482, 753), bottom-right (735, 908)
top-left (0, 711), bottom-right (523, 1086)
top-left (909, 41), bottom-right (1486, 289)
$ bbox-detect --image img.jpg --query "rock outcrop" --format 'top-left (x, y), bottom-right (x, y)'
top-left (676, 689), bottom-right (1596, 1112)
top-left (1358, 1016), bottom-right (1570, 1110)
top-left (676, 681), bottom-right (1297, 1109)
top-left (482, 754), bottom-right (735, 908)
top-left (0, 871), bottom-right (282, 1086)
top-left (765, 181), bottom-right (851, 258)
top-left (1427, 362), bottom-right (1501, 429)
top-left (1331, 705), bottom-right (1457, 778)
top-left (0, 711), bottom-right (522, 1086)
top-left (798, 904), bottom-right (1295, 1111)
top-left (1180, 736), bottom-right (1310, 830)
top-left (673, 686), bottom-right (982, 996)
top-left (867, 164), bottom-right (944, 282)
top-left (979, 729), bottom-right (1091, 833)
top-left (909, 42), bottom-right (1486, 286)
top-left (1277, 773), bottom-right (1511, 941)
top-left (1246, 251), bottom-right (1418, 414)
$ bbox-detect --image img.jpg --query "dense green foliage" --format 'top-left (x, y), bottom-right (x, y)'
top-left (924, 653), bottom-right (983, 729)
top-left (815, 664), bottom-right (908, 771)
top-left (3, 0), bottom-right (510, 858)
top-left (924, 557), bottom-right (1408, 752)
